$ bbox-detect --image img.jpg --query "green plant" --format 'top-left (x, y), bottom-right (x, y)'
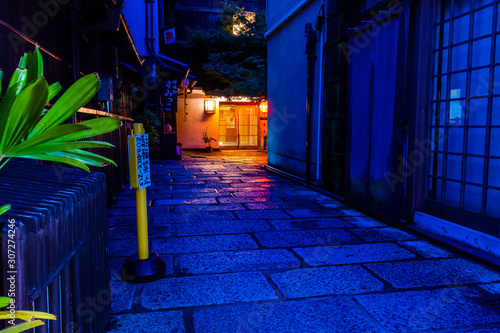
top-left (135, 109), bottom-right (160, 152)
top-left (201, 127), bottom-right (217, 147)
top-left (0, 297), bottom-right (55, 332)
top-left (0, 47), bottom-right (121, 331)
top-left (181, 4), bottom-right (266, 98)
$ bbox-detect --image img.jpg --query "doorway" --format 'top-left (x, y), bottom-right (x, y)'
top-left (219, 103), bottom-right (259, 149)
top-left (345, 11), bottom-right (409, 223)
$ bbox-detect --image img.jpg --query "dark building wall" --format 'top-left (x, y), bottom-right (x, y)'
top-left (325, 0), bottom-right (500, 241)
top-left (266, 0), bottom-right (324, 180)
top-left (0, 1), bottom-right (73, 92)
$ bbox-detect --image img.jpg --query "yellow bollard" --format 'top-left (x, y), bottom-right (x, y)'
top-left (122, 123), bottom-right (165, 283)
top-left (129, 123), bottom-right (149, 260)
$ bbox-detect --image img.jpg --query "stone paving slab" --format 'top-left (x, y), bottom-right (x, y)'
top-left (107, 311), bottom-right (185, 333)
top-left (151, 234), bottom-right (259, 254)
top-left (170, 192), bottom-right (231, 199)
top-left (285, 207), bottom-right (345, 218)
top-left (245, 201), bottom-right (324, 210)
top-left (110, 280), bottom-right (136, 313)
top-left (270, 265), bottom-right (385, 298)
top-left (279, 194), bottom-right (333, 201)
top-left (218, 196), bottom-right (284, 204)
top-left (294, 243), bottom-right (416, 266)
top-left (235, 209), bottom-right (290, 220)
top-left (232, 191), bottom-right (274, 197)
top-left (478, 283), bottom-right (500, 294)
top-left (109, 200), bottom-right (153, 208)
top-left (154, 211), bottom-right (236, 223)
top-left (366, 259), bottom-right (500, 289)
top-left (108, 216), bottom-right (137, 226)
top-left (109, 225), bottom-right (175, 239)
top-left (255, 229), bottom-right (362, 248)
top-left (108, 239), bottom-right (142, 257)
top-left (179, 249), bottom-right (301, 274)
top-left (350, 227), bottom-right (417, 242)
top-left (355, 288), bottom-right (500, 332)
top-left (176, 219), bottom-right (272, 236)
top-left (398, 240), bottom-right (455, 258)
top-left (173, 204), bottom-right (247, 212)
top-left (270, 218), bottom-right (353, 230)
top-left (141, 272), bottom-right (278, 309)
top-left (338, 208), bottom-right (369, 217)
top-left (155, 198), bottom-right (218, 205)
top-left (342, 216), bottom-right (389, 227)
top-left (193, 297), bottom-right (382, 333)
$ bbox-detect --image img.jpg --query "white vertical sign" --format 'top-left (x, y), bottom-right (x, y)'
top-left (135, 134), bottom-right (151, 189)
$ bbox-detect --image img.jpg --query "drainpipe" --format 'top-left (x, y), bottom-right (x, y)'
top-left (305, 23), bottom-right (316, 184)
top-left (145, 0), bottom-right (163, 68)
top-left (315, 2), bottom-right (325, 184)
top-left (145, 0), bottom-right (163, 128)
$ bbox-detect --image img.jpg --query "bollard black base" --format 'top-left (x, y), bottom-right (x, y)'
top-left (121, 253), bottom-right (166, 283)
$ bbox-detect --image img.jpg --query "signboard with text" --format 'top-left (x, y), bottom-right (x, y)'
top-left (128, 133), bottom-right (151, 189)
top-left (161, 79), bottom-right (178, 113)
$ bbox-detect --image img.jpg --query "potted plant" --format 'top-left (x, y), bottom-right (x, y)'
top-left (201, 126), bottom-right (217, 152)
top-left (135, 109), bottom-right (161, 158)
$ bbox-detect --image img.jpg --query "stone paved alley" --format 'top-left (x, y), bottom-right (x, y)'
top-left (106, 151), bottom-right (500, 332)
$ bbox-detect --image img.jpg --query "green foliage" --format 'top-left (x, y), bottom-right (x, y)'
top-left (0, 297), bottom-right (56, 332)
top-left (201, 126), bottom-right (217, 147)
top-left (135, 109), bottom-right (161, 152)
top-left (182, 4), bottom-right (266, 98)
top-left (0, 46), bottom-right (121, 172)
top-left (0, 47), bottom-right (120, 331)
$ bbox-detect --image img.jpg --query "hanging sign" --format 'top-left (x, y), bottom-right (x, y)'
top-left (162, 79), bottom-right (178, 112)
top-left (164, 28), bottom-right (176, 44)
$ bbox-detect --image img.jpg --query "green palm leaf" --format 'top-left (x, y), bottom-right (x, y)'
top-left (0, 320), bottom-right (44, 333)
top-left (0, 46), bottom-right (121, 172)
top-left (0, 205), bottom-right (10, 216)
top-left (30, 74), bottom-right (100, 137)
top-left (47, 83), bottom-right (62, 103)
top-left (18, 153), bottom-right (90, 172)
top-left (5, 124), bottom-right (91, 156)
top-left (0, 297), bottom-right (11, 308)
top-left (7, 68), bottom-right (27, 94)
top-left (57, 117), bottom-right (121, 141)
top-left (48, 149), bottom-right (117, 167)
top-left (8, 141), bottom-right (113, 158)
top-left (0, 77), bottom-right (48, 154)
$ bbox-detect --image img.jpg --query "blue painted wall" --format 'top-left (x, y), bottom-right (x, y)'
top-left (123, 0), bottom-right (160, 57)
top-left (266, 0), bottom-right (323, 179)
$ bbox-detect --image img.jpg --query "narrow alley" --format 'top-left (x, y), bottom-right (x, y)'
top-left (107, 151), bottom-right (500, 333)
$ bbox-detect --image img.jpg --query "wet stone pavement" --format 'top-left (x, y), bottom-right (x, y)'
top-left (106, 150), bottom-right (500, 333)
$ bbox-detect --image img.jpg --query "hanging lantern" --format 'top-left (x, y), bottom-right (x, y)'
top-left (259, 100), bottom-right (268, 113)
top-left (180, 78), bottom-right (189, 89)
